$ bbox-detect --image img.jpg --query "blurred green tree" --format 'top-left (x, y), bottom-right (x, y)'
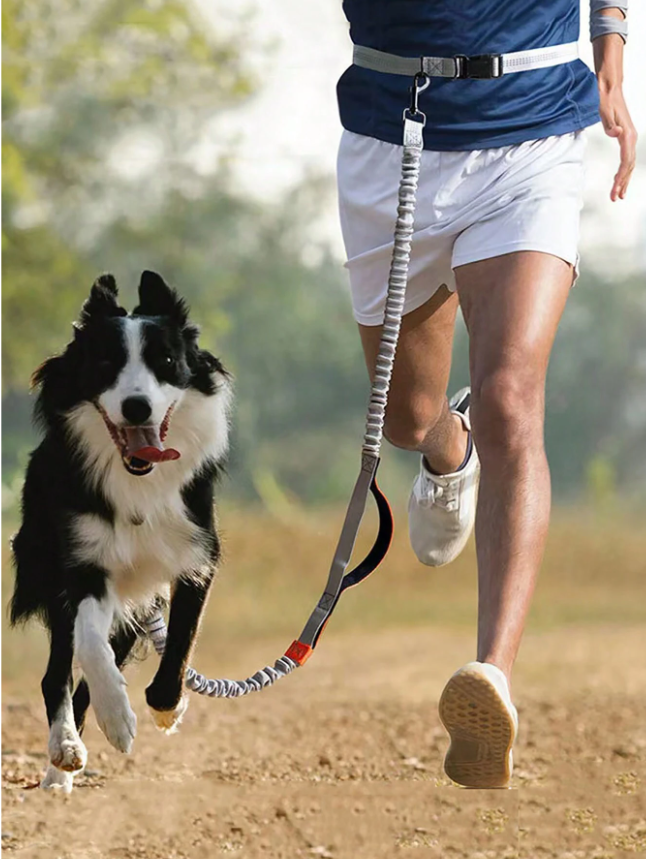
top-left (546, 268), bottom-right (646, 498)
top-left (2, 0), bottom-right (253, 386)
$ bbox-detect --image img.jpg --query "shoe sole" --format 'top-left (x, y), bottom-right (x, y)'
top-left (439, 667), bottom-right (515, 789)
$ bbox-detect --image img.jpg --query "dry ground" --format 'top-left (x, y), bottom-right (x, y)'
top-left (2, 507), bottom-right (646, 858)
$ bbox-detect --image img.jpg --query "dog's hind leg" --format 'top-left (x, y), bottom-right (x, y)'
top-left (74, 594), bottom-right (137, 754)
top-left (146, 573), bottom-right (215, 732)
top-left (40, 604), bottom-right (87, 792)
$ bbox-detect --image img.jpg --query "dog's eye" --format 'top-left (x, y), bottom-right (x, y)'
top-left (164, 355), bottom-right (175, 366)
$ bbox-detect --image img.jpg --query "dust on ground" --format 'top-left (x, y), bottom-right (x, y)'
top-left (2, 508), bottom-right (645, 857)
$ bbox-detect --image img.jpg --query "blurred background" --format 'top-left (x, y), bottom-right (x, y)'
top-left (3, 0), bottom-right (646, 511)
top-left (2, 3), bottom-right (646, 850)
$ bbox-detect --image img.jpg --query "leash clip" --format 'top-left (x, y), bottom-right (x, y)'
top-left (408, 71), bottom-right (430, 117)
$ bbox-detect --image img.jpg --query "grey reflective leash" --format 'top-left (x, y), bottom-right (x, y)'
top-left (143, 75), bottom-right (430, 699)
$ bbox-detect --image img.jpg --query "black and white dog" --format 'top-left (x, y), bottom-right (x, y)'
top-left (10, 271), bottom-right (231, 792)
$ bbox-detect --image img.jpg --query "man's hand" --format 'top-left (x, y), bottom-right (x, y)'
top-left (593, 11), bottom-right (636, 202)
top-left (599, 84), bottom-right (637, 201)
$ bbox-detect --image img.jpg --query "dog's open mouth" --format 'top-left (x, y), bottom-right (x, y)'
top-left (96, 404), bottom-right (180, 476)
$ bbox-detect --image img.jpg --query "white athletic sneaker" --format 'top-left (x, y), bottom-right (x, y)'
top-left (439, 661), bottom-right (518, 789)
top-left (408, 387), bottom-right (479, 567)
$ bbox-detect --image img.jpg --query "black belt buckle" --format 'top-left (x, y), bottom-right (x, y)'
top-left (454, 53), bottom-right (502, 79)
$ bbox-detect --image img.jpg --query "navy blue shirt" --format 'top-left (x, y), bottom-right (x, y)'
top-left (337, 1), bottom-right (601, 150)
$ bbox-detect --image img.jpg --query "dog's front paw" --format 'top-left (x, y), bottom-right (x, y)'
top-left (40, 764), bottom-right (75, 793)
top-left (48, 724), bottom-right (87, 773)
top-left (91, 683), bottom-right (137, 753)
top-left (148, 694), bottom-right (188, 734)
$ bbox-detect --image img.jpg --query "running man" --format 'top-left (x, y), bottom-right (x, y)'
top-left (336, 0), bottom-right (635, 787)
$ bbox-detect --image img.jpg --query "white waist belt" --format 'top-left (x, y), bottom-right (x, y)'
top-left (352, 42), bottom-right (579, 79)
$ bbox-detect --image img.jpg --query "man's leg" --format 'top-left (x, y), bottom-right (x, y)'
top-left (359, 286), bottom-right (467, 474)
top-left (361, 285), bottom-right (480, 567)
top-left (457, 251), bottom-right (572, 680)
top-left (439, 251), bottom-right (572, 789)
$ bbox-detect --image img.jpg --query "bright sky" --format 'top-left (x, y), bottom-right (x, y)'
top-left (197, 0), bottom-right (646, 272)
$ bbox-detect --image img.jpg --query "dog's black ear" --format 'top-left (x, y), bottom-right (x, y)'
top-left (185, 345), bottom-right (228, 395)
top-left (133, 270), bottom-right (189, 326)
top-left (95, 274), bottom-right (118, 296)
top-left (79, 274), bottom-right (126, 325)
top-left (182, 322), bottom-right (200, 348)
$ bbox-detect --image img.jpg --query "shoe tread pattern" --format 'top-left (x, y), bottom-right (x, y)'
top-left (439, 668), bottom-right (515, 789)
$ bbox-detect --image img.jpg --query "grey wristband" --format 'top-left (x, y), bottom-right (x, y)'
top-left (590, 15), bottom-right (628, 42)
top-left (591, 0), bottom-right (627, 14)
top-left (590, 0), bottom-right (628, 42)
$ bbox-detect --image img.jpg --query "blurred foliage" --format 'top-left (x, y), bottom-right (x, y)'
top-left (2, 0), bottom-right (646, 506)
top-left (546, 268), bottom-right (646, 498)
top-left (2, 0), bottom-right (252, 382)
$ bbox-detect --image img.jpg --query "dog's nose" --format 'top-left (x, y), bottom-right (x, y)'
top-left (121, 396), bottom-right (152, 425)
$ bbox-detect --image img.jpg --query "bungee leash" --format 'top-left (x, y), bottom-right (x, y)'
top-left (142, 72), bottom-right (430, 699)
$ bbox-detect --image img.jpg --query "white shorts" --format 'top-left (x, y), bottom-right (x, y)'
top-left (337, 130), bottom-right (586, 326)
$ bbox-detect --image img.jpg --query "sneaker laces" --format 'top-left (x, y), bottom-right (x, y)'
top-left (419, 473), bottom-right (459, 512)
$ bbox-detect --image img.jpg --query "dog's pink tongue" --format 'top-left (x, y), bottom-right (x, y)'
top-left (133, 446), bottom-right (181, 463)
top-left (124, 427), bottom-right (180, 463)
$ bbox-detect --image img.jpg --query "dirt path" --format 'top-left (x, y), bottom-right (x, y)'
top-left (3, 624), bottom-right (645, 858)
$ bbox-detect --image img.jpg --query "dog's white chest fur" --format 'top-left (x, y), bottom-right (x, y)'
top-left (71, 501), bottom-right (210, 602)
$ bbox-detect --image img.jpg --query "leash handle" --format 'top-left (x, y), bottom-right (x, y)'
top-left (362, 109), bottom-right (426, 459)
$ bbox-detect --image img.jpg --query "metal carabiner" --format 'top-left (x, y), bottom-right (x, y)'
top-left (408, 71), bottom-right (430, 116)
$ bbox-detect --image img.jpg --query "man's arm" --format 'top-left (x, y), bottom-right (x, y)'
top-left (591, 4), bottom-right (637, 201)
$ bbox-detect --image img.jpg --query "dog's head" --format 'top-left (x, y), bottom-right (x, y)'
top-left (34, 271), bottom-right (229, 477)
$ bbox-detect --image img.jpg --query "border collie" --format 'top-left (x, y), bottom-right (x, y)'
top-left (10, 271), bottom-right (231, 792)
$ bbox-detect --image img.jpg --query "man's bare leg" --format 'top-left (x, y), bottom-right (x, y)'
top-left (359, 285), bottom-right (467, 474)
top-left (437, 251), bottom-right (572, 789)
top-left (455, 251), bottom-right (574, 681)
